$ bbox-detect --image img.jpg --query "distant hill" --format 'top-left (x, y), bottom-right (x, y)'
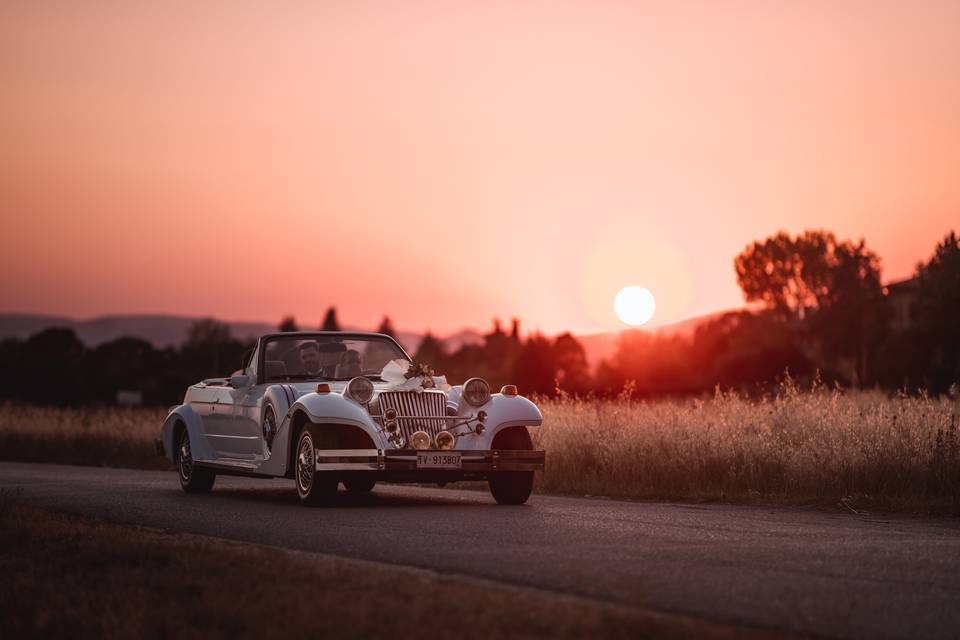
top-left (0, 310), bottom-right (727, 369)
top-left (0, 312), bottom-right (463, 357)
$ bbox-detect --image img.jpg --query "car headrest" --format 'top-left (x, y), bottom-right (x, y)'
top-left (265, 360), bottom-right (287, 378)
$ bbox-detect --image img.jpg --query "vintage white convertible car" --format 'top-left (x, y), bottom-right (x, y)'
top-left (157, 331), bottom-right (545, 506)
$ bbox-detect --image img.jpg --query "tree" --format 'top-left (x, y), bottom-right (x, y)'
top-left (553, 333), bottom-right (590, 394)
top-left (182, 318), bottom-right (245, 378)
top-left (321, 307), bottom-right (341, 331)
top-left (414, 332), bottom-right (448, 371)
top-left (811, 239), bottom-right (889, 385)
top-left (734, 230), bottom-right (837, 320)
top-left (16, 328), bottom-right (86, 404)
top-left (377, 316), bottom-right (398, 339)
top-left (511, 334), bottom-right (558, 396)
top-left (734, 230), bottom-right (887, 385)
top-left (278, 316), bottom-right (299, 332)
top-left (912, 231), bottom-right (960, 392)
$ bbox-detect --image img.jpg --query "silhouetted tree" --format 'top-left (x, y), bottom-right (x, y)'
top-left (511, 334), bottom-right (557, 396)
top-left (16, 328), bottom-right (86, 404)
top-left (278, 316), bottom-right (299, 332)
top-left (553, 332), bottom-right (590, 394)
top-left (86, 337), bottom-right (163, 404)
top-left (377, 316), bottom-right (398, 339)
top-left (735, 230), bottom-right (887, 385)
top-left (692, 311), bottom-right (815, 389)
top-left (912, 231), bottom-right (960, 392)
top-left (735, 230), bottom-right (837, 320)
top-left (321, 307), bottom-right (341, 331)
top-left (414, 332), bottom-right (448, 370)
top-left (182, 318), bottom-right (245, 378)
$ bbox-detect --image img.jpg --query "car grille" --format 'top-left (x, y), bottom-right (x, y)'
top-left (377, 391), bottom-right (447, 440)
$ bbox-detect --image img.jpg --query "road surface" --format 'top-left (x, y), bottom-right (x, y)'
top-left (1, 462), bottom-right (957, 639)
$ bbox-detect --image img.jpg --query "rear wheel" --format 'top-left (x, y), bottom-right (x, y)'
top-left (343, 475), bottom-right (377, 494)
top-left (295, 426), bottom-right (338, 507)
top-left (178, 429), bottom-right (215, 493)
top-left (488, 427), bottom-right (535, 505)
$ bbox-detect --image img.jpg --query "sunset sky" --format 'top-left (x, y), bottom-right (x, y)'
top-left (1, 1), bottom-right (958, 336)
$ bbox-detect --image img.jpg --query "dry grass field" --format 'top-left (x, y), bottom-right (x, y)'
top-left (1, 381), bottom-right (957, 513)
top-left (535, 381), bottom-right (960, 513)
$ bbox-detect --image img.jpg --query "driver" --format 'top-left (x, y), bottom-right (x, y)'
top-left (298, 341), bottom-right (327, 377)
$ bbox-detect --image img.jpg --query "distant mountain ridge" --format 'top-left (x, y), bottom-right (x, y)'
top-left (0, 310), bottom-right (727, 368)
top-left (0, 312), bottom-right (474, 357)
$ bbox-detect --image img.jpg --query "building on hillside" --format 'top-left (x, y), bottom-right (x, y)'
top-left (883, 277), bottom-right (919, 333)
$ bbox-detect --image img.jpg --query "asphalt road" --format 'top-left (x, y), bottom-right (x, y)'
top-left (2, 462), bottom-right (958, 639)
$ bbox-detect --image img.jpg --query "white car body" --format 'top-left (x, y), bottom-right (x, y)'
top-left (157, 331), bottom-right (545, 505)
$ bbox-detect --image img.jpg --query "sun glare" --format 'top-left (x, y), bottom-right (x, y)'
top-left (614, 286), bottom-right (656, 326)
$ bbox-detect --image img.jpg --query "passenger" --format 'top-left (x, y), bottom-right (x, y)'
top-left (336, 349), bottom-right (363, 378)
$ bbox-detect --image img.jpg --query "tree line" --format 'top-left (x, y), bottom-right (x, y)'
top-left (0, 230), bottom-right (955, 406)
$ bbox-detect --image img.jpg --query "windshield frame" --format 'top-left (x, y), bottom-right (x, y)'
top-left (256, 331), bottom-right (411, 384)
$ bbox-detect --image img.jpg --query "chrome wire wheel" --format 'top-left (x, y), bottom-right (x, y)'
top-left (178, 431), bottom-right (193, 483)
top-left (263, 406), bottom-right (277, 450)
top-left (296, 431), bottom-right (315, 497)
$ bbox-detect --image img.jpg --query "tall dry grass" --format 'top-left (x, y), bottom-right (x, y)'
top-left (534, 380), bottom-right (960, 512)
top-left (1, 382), bottom-right (957, 512)
top-left (0, 404), bottom-right (168, 470)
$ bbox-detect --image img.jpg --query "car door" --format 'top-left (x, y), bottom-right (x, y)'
top-left (200, 385), bottom-right (248, 459)
top-left (228, 382), bottom-right (269, 460)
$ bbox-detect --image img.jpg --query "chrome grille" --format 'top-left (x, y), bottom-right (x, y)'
top-left (377, 391), bottom-right (447, 440)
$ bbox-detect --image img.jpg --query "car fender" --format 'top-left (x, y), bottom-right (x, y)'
top-left (160, 404), bottom-right (215, 463)
top-left (481, 394), bottom-right (543, 443)
top-left (287, 391), bottom-right (384, 447)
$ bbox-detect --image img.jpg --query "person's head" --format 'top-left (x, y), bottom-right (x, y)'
top-left (338, 349), bottom-right (362, 378)
top-left (298, 341), bottom-right (321, 374)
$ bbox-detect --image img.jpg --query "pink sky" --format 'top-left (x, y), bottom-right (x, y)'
top-left (1, 1), bottom-right (958, 335)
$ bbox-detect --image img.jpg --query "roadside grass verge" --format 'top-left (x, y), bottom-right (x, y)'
top-left (535, 383), bottom-right (960, 514)
top-left (1, 383), bottom-right (958, 514)
top-left (0, 496), bottom-right (772, 640)
top-left (0, 405), bottom-right (167, 470)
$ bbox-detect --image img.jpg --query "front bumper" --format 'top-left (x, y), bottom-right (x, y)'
top-left (314, 449), bottom-right (545, 472)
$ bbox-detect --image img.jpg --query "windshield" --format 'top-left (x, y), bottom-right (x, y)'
top-left (262, 334), bottom-right (407, 382)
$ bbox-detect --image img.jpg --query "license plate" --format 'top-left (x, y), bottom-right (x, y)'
top-left (416, 452), bottom-right (462, 469)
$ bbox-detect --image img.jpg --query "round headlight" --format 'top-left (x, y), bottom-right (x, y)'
top-left (384, 420), bottom-right (399, 434)
top-left (462, 378), bottom-right (491, 407)
top-left (435, 431), bottom-right (455, 450)
top-left (346, 376), bottom-right (374, 405)
top-left (384, 407), bottom-right (398, 421)
top-left (409, 430), bottom-right (432, 450)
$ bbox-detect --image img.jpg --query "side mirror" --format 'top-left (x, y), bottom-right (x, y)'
top-left (229, 374), bottom-right (252, 389)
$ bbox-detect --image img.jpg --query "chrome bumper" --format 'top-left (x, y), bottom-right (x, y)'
top-left (313, 449), bottom-right (545, 472)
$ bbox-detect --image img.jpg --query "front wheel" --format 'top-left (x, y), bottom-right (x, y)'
top-left (178, 429), bottom-right (215, 493)
top-left (488, 427), bottom-right (535, 505)
top-left (295, 426), bottom-right (338, 507)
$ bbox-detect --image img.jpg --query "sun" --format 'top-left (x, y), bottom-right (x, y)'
top-left (614, 286), bottom-right (656, 326)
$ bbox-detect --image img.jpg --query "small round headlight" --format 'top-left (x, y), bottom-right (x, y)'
top-left (385, 419), bottom-right (399, 433)
top-left (346, 376), bottom-right (374, 405)
top-left (463, 378), bottom-right (491, 407)
top-left (384, 407), bottom-right (398, 421)
top-left (435, 431), bottom-right (455, 450)
top-left (409, 430), bottom-right (432, 450)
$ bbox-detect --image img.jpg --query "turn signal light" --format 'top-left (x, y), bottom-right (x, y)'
top-left (316, 383), bottom-right (332, 393)
top-left (501, 385), bottom-right (518, 396)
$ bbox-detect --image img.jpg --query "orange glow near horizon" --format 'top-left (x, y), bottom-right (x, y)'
top-left (1, 2), bottom-right (958, 336)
